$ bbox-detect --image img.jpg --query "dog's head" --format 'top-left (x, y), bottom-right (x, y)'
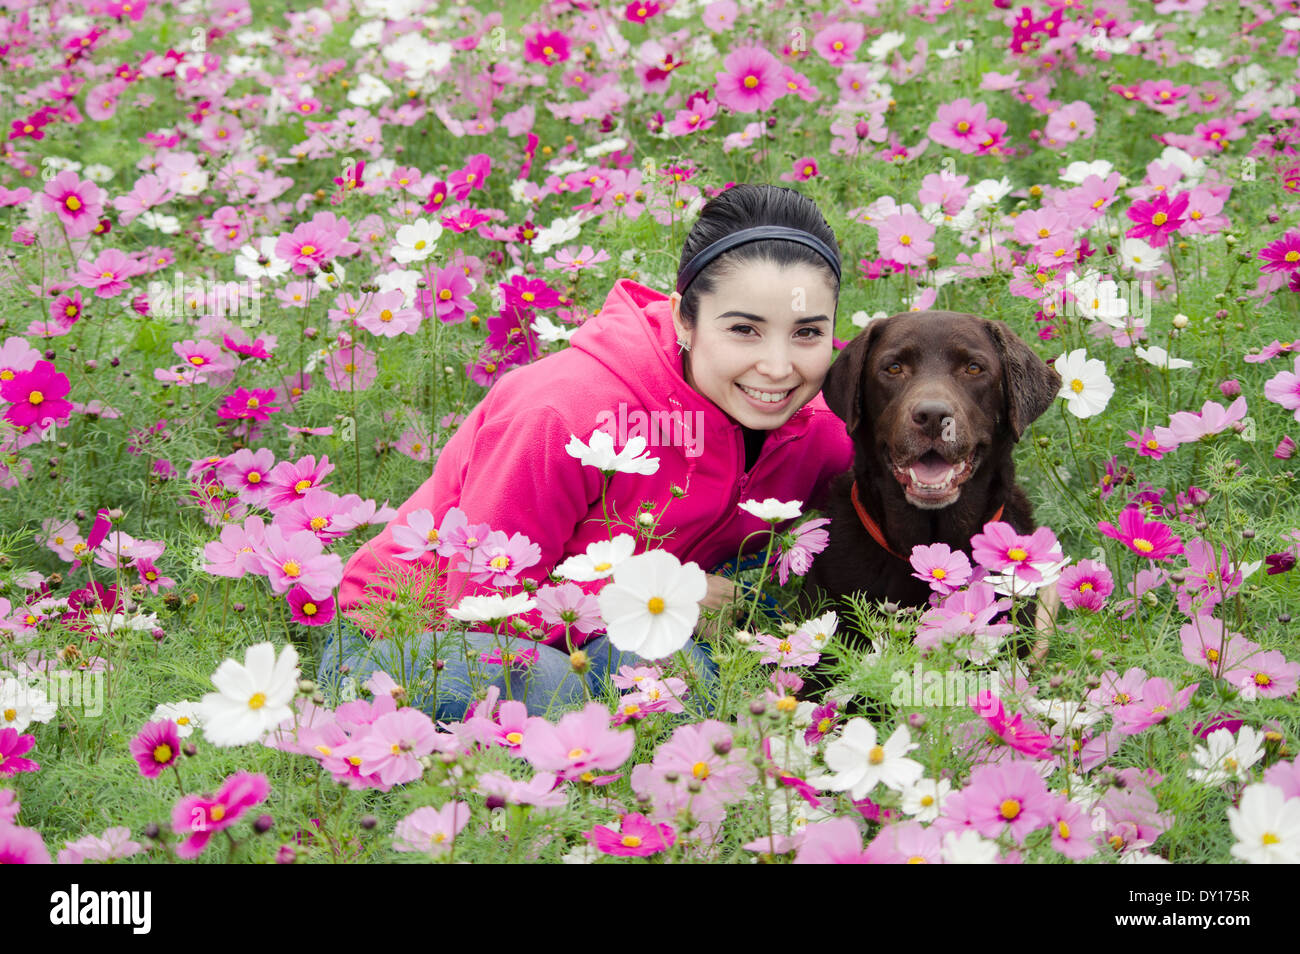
top-left (823, 311), bottom-right (1061, 510)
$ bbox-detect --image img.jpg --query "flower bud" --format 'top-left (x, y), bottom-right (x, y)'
top-left (276, 845), bottom-right (296, 864)
top-left (254, 814), bottom-right (274, 834)
top-left (1171, 313), bottom-right (1188, 328)
top-left (360, 815), bottom-right (378, 830)
top-left (907, 712), bottom-right (926, 729)
top-left (569, 650), bottom-right (589, 673)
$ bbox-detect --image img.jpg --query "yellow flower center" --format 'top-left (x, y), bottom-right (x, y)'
top-left (1286, 251), bottom-right (1300, 263)
top-left (778, 639), bottom-right (792, 653)
top-left (247, 472), bottom-right (262, 484)
top-left (1070, 379), bottom-right (1085, 393)
top-left (692, 761), bottom-right (710, 779)
top-left (1151, 212), bottom-right (1168, 226)
top-left (1000, 799), bottom-right (1021, 820)
top-left (1255, 673), bottom-right (1272, 686)
top-left (65, 196), bottom-right (82, 211)
top-left (1058, 821), bottom-right (1071, 839)
top-left (505, 731), bottom-right (523, 745)
top-left (300, 244), bottom-right (316, 255)
top-left (621, 835), bottom-right (642, 848)
top-left (899, 234), bottom-right (912, 246)
top-left (294, 479), bottom-right (312, 493)
top-left (210, 805), bottom-right (226, 822)
top-left (248, 693), bottom-right (266, 710)
top-left (744, 76), bottom-right (758, 88)
top-left (957, 121), bottom-right (970, 132)
top-left (153, 744), bottom-right (173, 763)
top-left (818, 718), bottom-right (833, 734)
top-left (647, 597), bottom-right (665, 614)
top-left (868, 745), bottom-right (885, 765)
top-left (568, 747), bottom-right (587, 760)
top-left (489, 555), bottom-right (510, 570)
top-left (3, 708), bottom-right (15, 722)
top-left (28, 390), bottom-right (44, 405)
top-left (1132, 538), bottom-right (1154, 553)
top-left (282, 560), bottom-right (301, 577)
top-left (379, 309), bottom-right (393, 322)
top-left (1262, 832), bottom-right (1280, 845)
top-left (302, 602), bottom-right (318, 616)
top-left (921, 794), bottom-right (935, 806)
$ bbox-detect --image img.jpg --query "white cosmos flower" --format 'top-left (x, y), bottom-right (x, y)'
top-left (1228, 783), bottom-right (1300, 864)
top-left (1055, 348), bottom-right (1114, 419)
top-left (0, 678), bottom-right (58, 732)
top-left (1189, 726), bottom-right (1266, 786)
top-left (1059, 160), bottom-right (1115, 184)
top-left (808, 719), bottom-right (923, 799)
top-left (966, 177), bottom-right (1013, 210)
top-left (1066, 274), bottom-right (1129, 327)
top-left (1117, 238), bottom-right (1165, 273)
top-left (531, 213), bottom-right (585, 255)
top-left (139, 211), bottom-right (181, 234)
top-left (738, 498), bottom-right (803, 523)
top-left (152, 700), bottom-right (202, 739)
top-left (798, 611), bottom-right (839, 653)
top-left (447, 593), bottom-right (536, 624)
top-left (531, 314), bottom-right (575, 344)
top-left (1135, 345), bottom-right (1194, 370)
top-left (941, 829), bottom-right (1000, 864)
top-left (565, 429), bottom-right (660, 475)
top-left (391, 218), bottom-right (442, 264)
top-left (555, 534), bottom-right (637, 582)
top-left (597, 550), bottom-right (708, 661)
top-left (196, 642), bottom-right (300, 747)
top-left (867, 30), bottom-right (906, 59)
top-left (901, 777), bottom-right (951, 822)
top-left (235, 236), bottom-right (291, 281)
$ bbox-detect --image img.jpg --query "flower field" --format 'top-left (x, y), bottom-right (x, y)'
top-left (2, 0), bottom-right (1300, 870)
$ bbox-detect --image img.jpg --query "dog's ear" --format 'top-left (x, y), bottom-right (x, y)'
top-left (985, 319), bottom-right (1061, 441)
top-left (823, 316), bottom-right (889, 437)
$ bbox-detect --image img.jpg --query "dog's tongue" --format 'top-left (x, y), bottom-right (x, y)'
top-left (911, 453), bottom-right (953, 484)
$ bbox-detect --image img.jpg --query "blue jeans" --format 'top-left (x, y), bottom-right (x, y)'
top-left (316, 621), bottom-right (719, 722)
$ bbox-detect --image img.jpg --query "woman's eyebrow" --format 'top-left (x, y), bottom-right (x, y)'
top-left (715, 311), bottom-right (831, 324)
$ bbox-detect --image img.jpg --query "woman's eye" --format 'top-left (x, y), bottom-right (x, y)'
top-left (966, 362), bottom-right (982, 375)
top-left (729, 324), bottom-right (756, 336)
top-left (796, 327), bottom-right (824, 339)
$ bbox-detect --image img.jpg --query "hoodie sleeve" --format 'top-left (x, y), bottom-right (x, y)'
top-left (807, 409), bottom-right (856, 511)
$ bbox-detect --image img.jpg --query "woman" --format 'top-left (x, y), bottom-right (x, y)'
top-left (320, 183), bottom-right (854, 719)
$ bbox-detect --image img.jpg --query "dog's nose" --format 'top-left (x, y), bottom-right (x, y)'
top-left (911, 400), bottom-right (953, 438)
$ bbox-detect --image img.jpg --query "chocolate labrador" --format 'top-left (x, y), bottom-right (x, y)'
top-left (804, 310), bottom-right (1061, 647)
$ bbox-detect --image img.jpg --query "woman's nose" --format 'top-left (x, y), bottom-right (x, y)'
top-left (755, 338), bottom-right (794, 380)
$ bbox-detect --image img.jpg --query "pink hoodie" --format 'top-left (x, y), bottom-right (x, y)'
top-left (339, 278), bottom-right (854, 647)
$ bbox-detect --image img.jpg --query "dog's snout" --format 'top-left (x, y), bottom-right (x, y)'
top-left (910, 399), bottom-right (953, 437)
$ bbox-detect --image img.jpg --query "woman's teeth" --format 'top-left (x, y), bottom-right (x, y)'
top-left (739, 384), bottom-right (793, 404)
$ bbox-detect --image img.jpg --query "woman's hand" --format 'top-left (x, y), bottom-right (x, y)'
top-left (699, 573), bottom-right (740, 615)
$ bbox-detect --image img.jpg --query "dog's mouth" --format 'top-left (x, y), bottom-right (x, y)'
top-left (890, 449), bottom-right (977, 508)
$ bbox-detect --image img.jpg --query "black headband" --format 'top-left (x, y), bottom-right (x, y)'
top-left (675, 226), bottom-right (842, 295)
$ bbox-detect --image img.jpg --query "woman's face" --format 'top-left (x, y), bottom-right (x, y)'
top-left (671, 261), bottom-right (837, 431)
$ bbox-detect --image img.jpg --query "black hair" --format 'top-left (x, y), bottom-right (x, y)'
top-left (675, 184), bottom-right (841, 329)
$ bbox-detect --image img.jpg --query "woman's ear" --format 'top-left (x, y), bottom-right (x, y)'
top-left (669, 291), bottom-right (688, 342)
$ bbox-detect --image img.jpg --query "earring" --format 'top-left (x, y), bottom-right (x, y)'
top-left (676, 337), bottom-right (691, 354)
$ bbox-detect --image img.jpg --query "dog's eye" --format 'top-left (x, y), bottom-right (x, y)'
top-left (966, 362), bottom-right (983, 375)
top-left (885, 362), bottom-right (903, 376)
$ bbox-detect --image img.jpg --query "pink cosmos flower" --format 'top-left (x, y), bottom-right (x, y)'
top-left (773, 517), bottom-right (830, 585)
top-left (41, 170), bottom-right (105, 237)
top-left (218, 448), bottom-right (277, 506)
top-left (202, 515), bottom-right (268, 578)
top-left (356, 290), bottom-right (421, 337)
top-left (1264, 355), bottom-right (1300, 422)
top-left (876, 211), bottom-right (935, 267)
top-left (351, 709), bottom-right (441, 787)
top-left (172, 771), bottom-right (270, 859)
top-left (1153, 396), bottom-right (1247, 447)
top-left (970, 522), bottom-right (1061, 583)
top-left (585, 812), bottom-right (675, 857)
top-left (0, 728), bottom-right (39, 776)
top-left (534, 582), bottom-right (604, 635)
top-left (252, 525), bottom-right (343, 599)
top-left (274, 211), bottom-right (358, 276)
top-left (264, 455), bottom-right (334, 509)
top-left (1057, 559), bottom-right (1114, 611)
top-left (1258, 232), bottom-right (1300, 273)
top-left (1, 361), bottom-right (73, 430)
top-left (963, 761), bottom-right (1054, 841)
top-left (1225, 651), bottom-right (1300, 700)
top-left (861, 820), bottom-right (944, 864)
top-left (1125, 427), bottom-right (1176, 461)
top-left (714, 45), bottom-right (785, 113)
top-left (0, 823), bottom-right (50, 863)
top-left (1124, 191), bottom-right (1188, 248)
top-left (393, 802), bottom-right (471, 855)
top-left (1048, 797), bottom-right (1097, 859)
top-left (130, 719), bottom-right (181, 779)
top-left (477, 771), bottom-right (566, 809)
top-left (972, 694), bottom-right (1054, 758)
top-left (1098, 507), bottom-right (1184, 561)
top-left (1179, 615), bottom-right (1259, 678)
top-left (218, 387), bottom-right (281, 422)
top-left (752, 629), bottom-right (819, 668)
top-left (812, 21), bottom-right (864, 65)
top-left (469, 530), bottom-right (542, 587)
top-left (462, 695), bottom-right (532, 751)
top-left (914, 583), bottom-right (1015, 656)
top-left (909, 542), bottom-right (973, 594)
top-left (651, 720), bottom-right (755, 805)
top-left (792, 817), bottom-right (870, 864)
top-left (1112, 679), bottom-right (1199, 734)
top-left (323, 345), bottom-right (378, 391)
top-left (75, 247), bottom-right (146, 298)
top-left (518, 702), bottom-right (635, 780)
top-left (928, 98), bottom-right (990, 154)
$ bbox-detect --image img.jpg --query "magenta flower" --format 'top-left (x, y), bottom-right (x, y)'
top-left (1057, 559), bottom-right (1114, 611)
top-left (1124, 427), bottom-right (1176, 461)
top-left (0, 823), bottom-right (51, 863)
top-left (130, 719), bottom-right (181, 779)
top-left (252, 525), bottom-right (343, 599)
top-left (41, 170), bottom-right (105, 238)
top-left (774, 517), bottom-right (830, 585)
top-left (909, 542), bottom-right (972, 594)
top-left (963, 761), bottom-right (1055, 841)
top-left (287, 586), bottom-right (336, 627)
top-left (218, 448), bottom-right (277, 506)
top-left (0, 728), bottom-right (39, 776)
top-left (876, 211), bottom-right (936, 267)
top-left (218, 387), bottom-right (281, 422)
top-left (171, 771), bottom-right (271, 859)
top-left (518, 702), bottom-right (635, 781)
top-left (1098, 507), bottom-right (1184, 561)
top-left (971, 694), bottom-right (1054, 758)
top-left (1258, 232), bottom-right (1300, 272)
top-left (1124, 191), bottom-right (1188, 248)
top-left (1, 360), bottom-right (72, 430)
top-left (585, 812), bottom-right (676, 857)
top-left (714, 45), bottom-right (785, 113)
top-left (1113, 679), bottom-right (1199, 734)
top-left (804, 700), bottom-right (841, 746)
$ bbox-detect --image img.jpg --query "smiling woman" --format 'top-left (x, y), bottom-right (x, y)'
top-left (323, 184), bottom-right (854, 720)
